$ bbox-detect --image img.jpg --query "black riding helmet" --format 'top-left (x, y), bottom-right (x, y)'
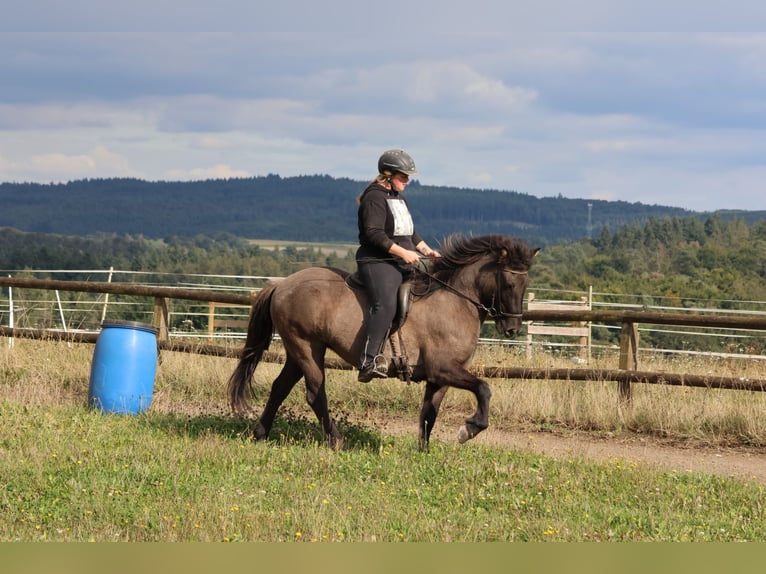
top-left (378, 149), bottom-right (418, 177)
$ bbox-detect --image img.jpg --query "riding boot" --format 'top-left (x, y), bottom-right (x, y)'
top-left (358, 334), bottom-right (389, 383)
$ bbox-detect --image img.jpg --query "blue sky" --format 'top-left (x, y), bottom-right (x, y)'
top-left (2, 1), bottom-right (766, 212)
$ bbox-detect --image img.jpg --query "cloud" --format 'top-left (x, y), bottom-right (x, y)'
top-left (1, 8), bottom-right (766, 212)
top-left (0, 144), bottom-right (136, 181)
top-left (193, 136), bottom-right (232, 150)
top-left (406, 61), bottom-right (538, 110)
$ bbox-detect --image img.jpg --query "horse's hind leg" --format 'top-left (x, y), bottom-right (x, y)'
top-left (254, 357), bottom-right (303, 441)
top-left (305, 379), bottom-right (342, 449)
top-left (301, 345), bottom-right (343, 449)
top-left (280, 340), bottom-right (342, 449)
top-left (418, 382), bottom-right (449, 451)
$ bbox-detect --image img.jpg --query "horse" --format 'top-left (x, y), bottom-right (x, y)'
top-left (227, 234), bottom-right (539, 450)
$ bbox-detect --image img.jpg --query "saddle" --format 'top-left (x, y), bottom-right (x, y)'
top-left (345, 271), bottom-right (415, 383)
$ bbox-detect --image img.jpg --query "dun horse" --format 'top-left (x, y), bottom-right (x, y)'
top-left (227, 234), bottom-right (539, 449)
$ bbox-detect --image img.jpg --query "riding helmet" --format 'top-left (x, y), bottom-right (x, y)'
top-left (378, 149), bottom-right (418, 176)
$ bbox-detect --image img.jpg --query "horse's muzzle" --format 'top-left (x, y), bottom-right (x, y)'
top-left (502, 326), bottom-right (520, 337)
top-left (497, 316), bottom-right (523, 338)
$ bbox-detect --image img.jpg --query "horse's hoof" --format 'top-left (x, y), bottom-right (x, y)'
top-left (328, 436), bottom-right (344, 451)
top-left (457, 426), bottom-right (472, 444)
top-left (253, 423), bottom-right (268, 441)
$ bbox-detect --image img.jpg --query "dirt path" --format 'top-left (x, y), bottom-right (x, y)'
top-left (376, 418), bottom-right (766, 485)
top-left (476, 428), bottom-right (766, 485)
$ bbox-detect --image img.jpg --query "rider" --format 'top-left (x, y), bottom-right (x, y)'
top-left (355, 149), bottom-right (440, 383)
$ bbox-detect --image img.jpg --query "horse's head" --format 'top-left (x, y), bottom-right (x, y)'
top-left (426, 234), bottom-right (540, 337)
top-left (491, 240), bottom-right (540, 337)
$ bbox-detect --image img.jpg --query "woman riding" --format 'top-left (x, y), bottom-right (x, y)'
top-left (355, 149), bottom-right (440, 382)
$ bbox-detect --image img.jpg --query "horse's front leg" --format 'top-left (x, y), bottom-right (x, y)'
top-left (428, 367), bottom-right (492, 445)
top-left (418, 382), bottom-right (449, 451)
top-left (455, 375), bottom-right (492, 444)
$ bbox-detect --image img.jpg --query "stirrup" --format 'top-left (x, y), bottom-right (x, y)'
top-left (358, 356), bottom-right (388, 383)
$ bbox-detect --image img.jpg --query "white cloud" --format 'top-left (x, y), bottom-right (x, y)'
top-left (193, 136), bottom-right (232, 150)
top-left (0, 17), bottom-right (765, 211)
top-left (0, 143), bottom-right (137, 181)
top-left (405, 61), bottom-right (538, 110)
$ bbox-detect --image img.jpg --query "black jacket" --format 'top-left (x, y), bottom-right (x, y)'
top-left (357, 182), bottom-right (423, 261)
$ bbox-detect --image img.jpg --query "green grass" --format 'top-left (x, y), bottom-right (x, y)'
top-left (2, 339), bottom-right (766, 541)
top-left (2, 400), bottom-right (765, 542)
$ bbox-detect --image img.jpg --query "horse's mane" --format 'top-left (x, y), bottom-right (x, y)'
top-left (413, 234), bottom-right (535, 295)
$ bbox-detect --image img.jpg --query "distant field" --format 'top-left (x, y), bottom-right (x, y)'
top-left (248, 239), bottom-right (356, 257)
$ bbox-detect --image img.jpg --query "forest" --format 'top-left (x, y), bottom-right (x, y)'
top-left (2, 211), bottom-right (765, 353)
top-left (1, 175), bottom-right (749, 247)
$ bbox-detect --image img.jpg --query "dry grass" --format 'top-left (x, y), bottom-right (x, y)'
top-left (2, 337), bottom-right (766, 447)
top-left (477, 346), bottom-right (766, 447)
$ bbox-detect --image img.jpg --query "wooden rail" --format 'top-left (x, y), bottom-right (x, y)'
top-left (6, 276), bottom-right (766, 329)
top-left (0, 276), bottom-right (253, 305)
top-left (4, 276), bottom-right (766, 401)
top-left (523, 308), bottom-right (766, 330)
top-left (525, 291), bottom-right (590, 360)
top-left (4, 325), bottom-right (765, 394)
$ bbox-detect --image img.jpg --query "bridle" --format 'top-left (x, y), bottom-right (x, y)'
top-left (489, 267), bottom-right (528, 319)
top-left (417, 264), bottom-right (528, 320)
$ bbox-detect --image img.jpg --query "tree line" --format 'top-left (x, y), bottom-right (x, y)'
top-left (0, 175), bottom-right (729, 247)
top-left (2, 212), bottom-right (765, 353)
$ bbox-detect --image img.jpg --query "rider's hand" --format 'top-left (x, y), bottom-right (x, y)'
top-left (400, 249), bottom-right (421, 265)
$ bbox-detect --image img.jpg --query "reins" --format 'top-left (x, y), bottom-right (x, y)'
top-left (415, 263), bottom-right (527, 320)
top-left (356, 253), bottom-right (528, 319)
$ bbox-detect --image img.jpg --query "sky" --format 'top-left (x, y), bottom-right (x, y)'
top-left (2, 1), bottom-right (766, 212)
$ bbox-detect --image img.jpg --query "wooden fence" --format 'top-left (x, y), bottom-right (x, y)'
top-left (525, 290), bottom-right (591, 360)
top-left (3, 275), bottom-right (766, 402)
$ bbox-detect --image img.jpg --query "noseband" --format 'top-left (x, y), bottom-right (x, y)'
top-left (485, 267), bottom-right (527, 320)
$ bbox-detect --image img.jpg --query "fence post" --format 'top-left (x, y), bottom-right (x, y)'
top-left (618, 321), bottom-right (639, 403)
top-left (101, 266), bottom-right (114, 323)
top-left (153, 297), bottom-right (170, 343)
top-left (577, 295), bottom-right (588, 360)
top-left (6, 277), bottom-right (13, 349)
top-left (587, 285), bottom-right (593, 360)
top-left (525, 292), bottom-right (535, 359)
top-left (208, 302), bottom-right (217, 337)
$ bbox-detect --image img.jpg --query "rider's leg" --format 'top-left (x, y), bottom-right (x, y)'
top-left (357, 261), bottom-right (403, 381)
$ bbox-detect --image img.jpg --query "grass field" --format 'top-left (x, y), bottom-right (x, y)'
top-left (2, 338), bottom-right (765, 541)
top-left (248, 239), bottom-right (356, 258)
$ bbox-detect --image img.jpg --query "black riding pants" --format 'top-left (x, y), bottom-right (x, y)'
top-left (357, 260), bottom-right (408, 369)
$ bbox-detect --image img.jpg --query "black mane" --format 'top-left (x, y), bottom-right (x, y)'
top-left (414, 234), bottom-right (536, 294)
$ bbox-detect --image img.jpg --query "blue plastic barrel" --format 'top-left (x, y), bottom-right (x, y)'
top-left (88, 320), bottom-right (159, 415)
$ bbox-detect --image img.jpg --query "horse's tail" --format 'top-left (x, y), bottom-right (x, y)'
top-left (227, 282), bottom-right (278, 414)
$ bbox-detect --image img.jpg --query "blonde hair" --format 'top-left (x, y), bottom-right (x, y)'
top-left (356, 174), bottom-right (391, 204)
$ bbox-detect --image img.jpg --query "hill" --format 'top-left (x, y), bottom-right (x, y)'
top-left (1, 211), bottom-right (765, 353)
top-left (1, 175), bottom-right (746, 247)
